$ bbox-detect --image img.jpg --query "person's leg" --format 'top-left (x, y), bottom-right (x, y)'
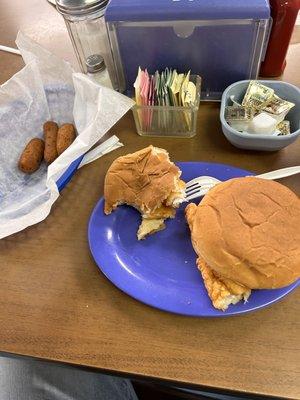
top-left (0, 355), bottom-right (138, 400)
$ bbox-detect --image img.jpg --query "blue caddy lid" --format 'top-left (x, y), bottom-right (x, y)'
top-left (105, 0), bottom-right (270, 22)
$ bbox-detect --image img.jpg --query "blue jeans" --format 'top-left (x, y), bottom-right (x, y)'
top-left (0, 356), bottom-right (138, 400)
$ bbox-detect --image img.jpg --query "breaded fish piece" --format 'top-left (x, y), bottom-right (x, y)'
top-left (137, 218), bottom-right (165, 240)
top-left (197, 258), bottom-right (251, 311)
top-left (143, 205), bottom-right (176, 220)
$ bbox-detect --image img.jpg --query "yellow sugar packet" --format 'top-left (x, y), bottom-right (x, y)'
top-left (180, 71), bottom-right (193, 129)
top-left (184, 81), bottom-right (196, 106)
top-left (170, 72), bottom-right (184, 107)
top-left (168, 69), bottom-right (178, 106)
top-left (180, 70), bottom-right (190, 107)
top-left (167, 70), bottom-right (178, 131)
top-left (183, 81), bottom-right (196, 130)
top-left (169, 72), bottom-right (186, 130)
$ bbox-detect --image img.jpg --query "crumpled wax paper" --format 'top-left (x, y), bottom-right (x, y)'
top-left (0, 31), bottom-right (134, 239)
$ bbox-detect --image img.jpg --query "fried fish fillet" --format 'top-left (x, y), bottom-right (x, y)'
top-left (143, 204), bottom-right (176, 220)
top-left (137, 218), bottom-right (166, 240)
top-left (197, 258), bottom-right (251, 311)
top-left (138, 204), bottom-right (177, 240)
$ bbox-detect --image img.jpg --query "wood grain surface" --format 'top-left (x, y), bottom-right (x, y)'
top-left (0, 1), bottom-right (299, 399)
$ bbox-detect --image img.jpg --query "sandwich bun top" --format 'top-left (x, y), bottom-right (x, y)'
top-left (104, 146), bottom-right (181, 215)
top-left (185, 177), bottom-right (300, 289)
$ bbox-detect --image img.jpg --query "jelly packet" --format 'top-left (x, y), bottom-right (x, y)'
top-left (226, 81), bottom-right (294, 136)
top-left (276, 120), bottom-right (290, 136)
top-left (225, 105), bottom-right (254, 132)
top-left (242, 81), bottom-right (274, 110)
top-left (262, 94), bottom-right (295, 122)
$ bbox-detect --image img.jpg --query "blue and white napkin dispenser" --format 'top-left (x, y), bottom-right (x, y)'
top-left (105, 0), bottom-right (270, 100)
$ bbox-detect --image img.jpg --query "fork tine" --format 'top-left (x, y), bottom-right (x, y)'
top-left (185, 176), bottom-right (221, 189)
top-left (186, 183), bottom-right (214, 195)
top-left (185, 176), bottom-right (221, 202)
top-left (185, 187), bottom-right (201, 197)
top-left (185, 187), bottom-right (211, 202)
top-left (185, 177), bottom-right (205, 188)
top-left (185, 182), bottom-right (201, 192)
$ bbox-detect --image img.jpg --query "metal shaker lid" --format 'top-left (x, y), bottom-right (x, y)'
top-left (85, 54), bottom-right (106, 73)
top-left (56, 0), bottom-right (109, 17)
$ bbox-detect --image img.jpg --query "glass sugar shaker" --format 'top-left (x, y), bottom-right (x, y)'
top-left (86, 54), bottom-right (113, 88)
top-left (56, 0), bottom-right (116, 88)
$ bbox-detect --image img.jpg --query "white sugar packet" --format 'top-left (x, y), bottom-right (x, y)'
top-left (0, 32), bottom-right (134, 239)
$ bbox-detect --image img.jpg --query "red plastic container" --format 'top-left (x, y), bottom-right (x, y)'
top-left (260, 0), bottom-right (300, 77)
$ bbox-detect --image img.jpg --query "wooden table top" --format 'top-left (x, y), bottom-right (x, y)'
top-left (0, 1), bottom-right (299, 399)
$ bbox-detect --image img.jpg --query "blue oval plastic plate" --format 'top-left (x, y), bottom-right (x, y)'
top-left (88, 162), bottom-right (299, 317)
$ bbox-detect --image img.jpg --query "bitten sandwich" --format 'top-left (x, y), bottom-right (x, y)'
top-left (185, 177), bottom-right (300, 311)
top-left (104, 146), bottom-right (186, 239)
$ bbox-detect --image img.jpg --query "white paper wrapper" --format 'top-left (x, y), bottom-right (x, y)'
top-left (79, 135), bottom-right (123, 169)
top-left (0, 32), bottom-right (134, 239)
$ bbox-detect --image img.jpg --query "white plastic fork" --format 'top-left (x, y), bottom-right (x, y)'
top-left (185, 165), bottom-right (300, 202)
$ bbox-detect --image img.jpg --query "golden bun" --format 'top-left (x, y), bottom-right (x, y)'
top-left (104, 146), bottom-right (182, 215)
top-left (185, 177), bottom-right (300, 289)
